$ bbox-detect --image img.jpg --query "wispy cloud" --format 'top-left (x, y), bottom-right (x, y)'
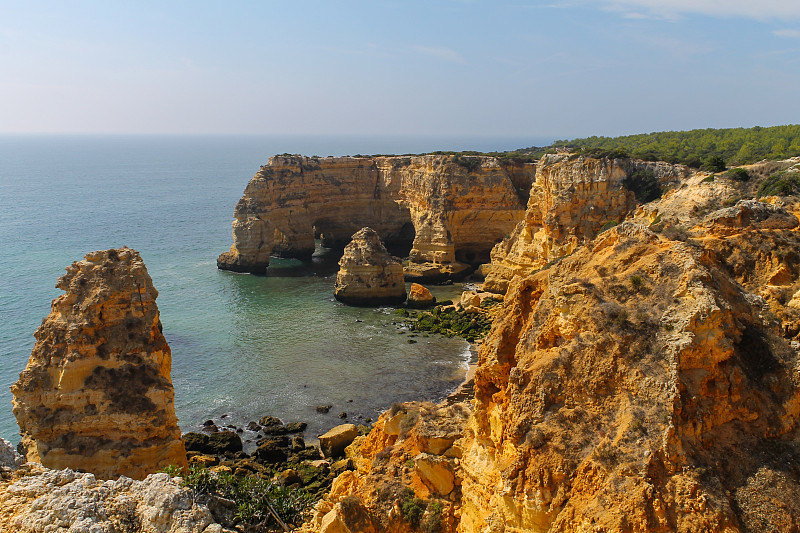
top-left (413, 45), bottom-right (467, 65)
top-left (774, 29), bottom-right (800, 38)
top-left (594, 0), bottom-right (800, 20)
top-left (623, 12), bottom-right (651, 19)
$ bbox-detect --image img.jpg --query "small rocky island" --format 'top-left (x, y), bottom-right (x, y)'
top-left (333, 227), bottom-right (406, 306)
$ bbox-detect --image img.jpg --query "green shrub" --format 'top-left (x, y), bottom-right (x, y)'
top-left (180, 465), bottom-right (313, 530)
top-left (402, 494), bottom-right (427, 528)
top-left (600, 220), bottom-right (618, 232)
top-left (701, 155), bottom-right (726, 173)
top-left (623, 170), bottom-right (662, 204)
top-left (757, 172), bottom-right (800, 198)
top-left (423, 501), bottom-right (444, 533)
top-left (158, 464), bottom-right (184, 477)
top-left (725, 167), bottom-right (750, 182)
top-left (701, 175), bottom-right (715, 183)
top-left (452, 154), bottom-right (481, 172)
top-left (630, 275), bottom-right (644, 292)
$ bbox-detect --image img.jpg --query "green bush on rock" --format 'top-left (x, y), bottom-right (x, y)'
top-left (757, 171), bottom-right (800, 198)
top-left (162, 464), bottom-right (314, 531)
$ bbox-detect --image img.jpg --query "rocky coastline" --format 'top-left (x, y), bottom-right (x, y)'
top-left (4, 153), bottom-right (800, 532)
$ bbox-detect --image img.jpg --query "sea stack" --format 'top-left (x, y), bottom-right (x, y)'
top-left (11, 247), bottom-right (187, 479)
top-left (334, 227), bottom-right (406, 306)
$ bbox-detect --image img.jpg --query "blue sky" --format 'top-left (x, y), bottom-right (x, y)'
top-left (1, 1), bottom-right (798, 138)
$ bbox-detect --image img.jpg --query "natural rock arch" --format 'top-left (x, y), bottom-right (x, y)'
top-left (218, 154), bottom-right (534, 280)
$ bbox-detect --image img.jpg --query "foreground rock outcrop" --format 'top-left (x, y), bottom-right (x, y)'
top-left (0, 464), bottom-right (230, 533)
top-left (218, 155), bottom-right (533, 280)
top-left (12, 248), bottom-right (187, 480)
top-left (302, 387), bottom-right (474, 533)
top-left (460, 218), bottom-right (800, 531)
top-left (483, 154), bottom-right (691, 293)
top-left (334, 228), bottom-right (406, 306)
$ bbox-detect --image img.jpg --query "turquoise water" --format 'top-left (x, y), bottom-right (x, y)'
top-left (0, 134), bottom-right (549, 445)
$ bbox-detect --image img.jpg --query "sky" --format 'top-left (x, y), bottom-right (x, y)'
top-left (0, 0), bottom-right (799, 139)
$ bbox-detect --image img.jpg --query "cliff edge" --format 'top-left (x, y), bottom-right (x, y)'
top-left (218, 155), bottom-right (533, 281)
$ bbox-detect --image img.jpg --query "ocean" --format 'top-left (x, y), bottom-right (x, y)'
top-left (0, 134), bottom-right (551, 446)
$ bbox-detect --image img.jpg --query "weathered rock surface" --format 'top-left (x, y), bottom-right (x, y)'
top-left (483, 154), bottom-right (690, 293)
top-left (318, 424), bottom-right (359, 459)
top-left (0, 464), bottom-right (231, 533)
top-left (301, 387), bottom-right (473, 533)
top-left (460, 221), bottom-right (800, 532)
top-left (218, 155), bottom-right (533, 280)
top-left (11, 248), bottom-right (187, 479)
top-left (303, 161), bottom-right (800, 532)
top-left (334, 228), bottom-right (406, 306)
top-left (0, 439), bottom-right (23, 470)
top-left (406, 283), bottom-right (436, 309)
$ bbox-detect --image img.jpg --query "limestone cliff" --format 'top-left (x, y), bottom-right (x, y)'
top-left (334, 227), bottom-right (406, 306)
top-left (12, 248), bottom-right (187, 480)
top-left (218, 155), bottom-right (533, 280)
top-left (483, 155), bottom-right (690, 293)
top-left (301, 388), bottom-right (474, 533)
top-left (303, 161), bottom-right (800, 532)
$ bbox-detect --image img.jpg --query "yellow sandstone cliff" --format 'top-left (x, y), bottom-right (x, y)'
top-left (218, 155), bottom-right (533, 281)
top-left (304, 160), bottom-right (800, 532)
top-left (11, 248), bottom-right (188, 480)
top-left (483, 155), bottom-right (691, 293)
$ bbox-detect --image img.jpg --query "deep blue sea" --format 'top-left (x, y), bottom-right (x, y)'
top-left (0, 134), bottom-right (551, 446)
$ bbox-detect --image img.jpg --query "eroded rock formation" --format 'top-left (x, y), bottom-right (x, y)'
top-left (301, 390), bottom-right (473, 533)
top-left (334, 227), bottom-right (407, 306)
top-left (460, 217), bottom-right (800, 531)
top-left (11, 248), bottom-right (187, 480)
top-left (0, 465), bottom-right (230, 533)
top-left (218, 155), bottom-right (533, 280)
top-left (302, 163), bottom-right (800, 532)
top-left (483, 154), bottom-right (691, 293)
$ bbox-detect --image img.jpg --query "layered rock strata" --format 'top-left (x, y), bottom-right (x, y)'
top-left (11, 248), bottom-right (187, 479)
top-left (483, 154), bottom-right (691, 293)
top-left (304, 184), bottom-right (800, 531)
top-left (460, 218), bottom-right (800, 531)
top-left (218, 155), bottom-right (533, 280)
top-left (334, 227), bottom-right (407, 306)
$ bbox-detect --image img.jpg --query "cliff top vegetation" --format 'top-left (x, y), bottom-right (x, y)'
top-left (354, 124), bottom-right (800, 170)
top-left (519, 124), bottom-right (800, 168)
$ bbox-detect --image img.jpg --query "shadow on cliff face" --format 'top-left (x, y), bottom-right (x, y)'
top-left (261, 243), bottom-right (342, 278)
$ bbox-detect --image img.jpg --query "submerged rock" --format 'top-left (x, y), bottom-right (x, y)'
top-left (334, 227), bottom-right (406, 306)
top-left (11, 248), bottom-right (187, 480)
